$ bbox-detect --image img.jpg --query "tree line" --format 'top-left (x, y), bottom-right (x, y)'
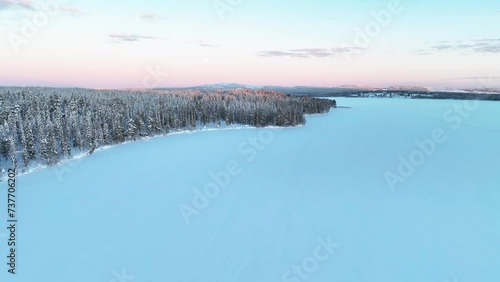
top-left (325, 90), bottom-right (500, 101)
top-left (0, 87), bottom-right (335, 171)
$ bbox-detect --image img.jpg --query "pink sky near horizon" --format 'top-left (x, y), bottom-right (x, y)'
top-left (1, 0), bottom-right (499, 89)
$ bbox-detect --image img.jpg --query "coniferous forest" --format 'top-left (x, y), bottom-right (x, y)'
top-left (0, 87), bottom-right (335, 172)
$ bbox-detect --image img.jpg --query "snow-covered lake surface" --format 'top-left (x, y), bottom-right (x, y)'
top-left (2, 98), bottom-right (500, 282)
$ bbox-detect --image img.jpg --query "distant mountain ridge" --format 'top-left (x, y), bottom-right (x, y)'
top-left (156, 83), bottom-right (500, 97)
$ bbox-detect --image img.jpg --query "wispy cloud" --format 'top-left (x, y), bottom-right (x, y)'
top-left (256, 47), bottom-right (364, 58)
top-left (140, 13), bottom-right (167, 22)
top-left (187, 40), bottom-right (219, 48)
top-left (60, 7), bottom-right (84, 16)
top-left (109, 34), bottom-right (159, 43)
top-left (446, 76), bottom-right (500, 81)
top-left (0, 0), bottom-right (34, 10)
top-left (432, 44), bottom-right (454, 50)
top-left (471, 38), bottom-right (500, 42)
top-left (415, 39), bottom-right (500, 55)
top-left (413, 49), bottom-right (431, 56)
top-left (0, 1), bottom-right (83, 16)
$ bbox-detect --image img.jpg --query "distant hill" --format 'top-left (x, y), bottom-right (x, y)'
top-left (157, 84), bottom-right (359, 96)
top-left (156, 83), bottom-right (500, 101)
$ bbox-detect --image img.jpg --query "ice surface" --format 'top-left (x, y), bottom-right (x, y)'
top-left (1, 98), bottom-right (499, 282)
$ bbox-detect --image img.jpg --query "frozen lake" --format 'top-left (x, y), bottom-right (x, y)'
top-left (2, 98), bottom-right (500, 282)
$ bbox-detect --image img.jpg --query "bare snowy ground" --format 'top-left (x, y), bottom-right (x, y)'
top-left (0, 98), bottom-right (499, 282)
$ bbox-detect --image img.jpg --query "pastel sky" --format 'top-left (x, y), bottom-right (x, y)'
top-left (1, 0), bottom-right (499, 89)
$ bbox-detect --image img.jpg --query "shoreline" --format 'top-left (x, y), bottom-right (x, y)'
top-left (0, 119), bottom-right (314, 181)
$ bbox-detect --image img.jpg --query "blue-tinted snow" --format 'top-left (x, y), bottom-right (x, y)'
top-left (1, 98), bottom-right (499, 282)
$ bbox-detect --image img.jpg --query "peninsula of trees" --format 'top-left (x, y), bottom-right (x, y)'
top-left (0, 88), bottom-right (335, 171)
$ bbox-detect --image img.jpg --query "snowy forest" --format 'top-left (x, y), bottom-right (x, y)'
top-left (0, 87), bottom-right (335, 172)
